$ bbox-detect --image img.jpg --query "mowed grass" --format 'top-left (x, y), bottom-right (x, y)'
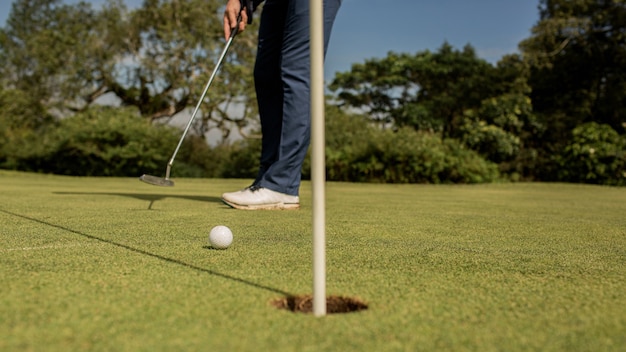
top-left (0, 170), bottom-right (624, 351)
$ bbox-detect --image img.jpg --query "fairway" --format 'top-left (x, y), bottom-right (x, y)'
top-left (1, 170), bottom-right (625, 351)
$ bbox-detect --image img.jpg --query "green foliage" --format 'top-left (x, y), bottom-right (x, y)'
top-left (0, 88), bottom-right (51, 130)
top-left (328, 51), bottom-right (417, 126)
top-left (0, 88), bottom-right (55, 166)
top-left (0, 0), bottom-right (117, 109)
top-left (321, 107), bottom-right (500, 184)
top-left (556, 122), bottom-right (626, 185)
top-left (1, 107), bottom-right (180, 176)
top-left (328, 44), bottom-right (546, 183)
top-left (0, 0), bottom-right (259, 144)
top-left (330, 44), bottom-right (513, 137)
top-left (520, 0), bottom-right (626, 133)
top-left (519, 0), bottom-right (626, 184)
top-left (1, 98), bottom-right (500, 184)
top-left (460, 93), bottom-right (544, 176)
top-left (461, 119), bottom-right (521, 163)
top-left (2, 0), bottom-right (623, 186)
top-left (122, 0), bottom-right (259, 125)
top-left (169, 135), bottom-right (215, 178)
top-left (214, 138), bottom-right (262, 179)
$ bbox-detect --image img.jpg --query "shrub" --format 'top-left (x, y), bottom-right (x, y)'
top-left (0, 88), bottom-right (55, 168)
top-left (321, 107), bottom-right (500, 183)
top-left (217, 138), bottom-right (262, 179)
top-left (461, 119), bottom-right (521, 163)
top-left (348, 128), bottom-right (500, 184)
top-left (4, 107), bottom-right (181, 177)
top-left (3, 104), bottom-right (501, 184)
top-left (557, 122), bottom-right (625, 186)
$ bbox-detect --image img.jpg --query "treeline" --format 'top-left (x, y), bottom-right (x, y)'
top-left (0, 103), bottom-right (501, 183)
top-left (0, 0), bottom-right (624, 185)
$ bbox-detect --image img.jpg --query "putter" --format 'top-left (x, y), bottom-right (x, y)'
top-left (140, 5), bottom-right (252, 187)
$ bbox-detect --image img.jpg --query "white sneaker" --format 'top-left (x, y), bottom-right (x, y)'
top-left (221, 185), bottom-right (300, 210)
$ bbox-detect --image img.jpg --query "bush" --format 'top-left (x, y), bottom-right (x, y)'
top-left (216, 138), bottom-right (262, 179)
top-left (461, 119), bottom-right (521, 163)
top-left (320, 107), bottom-right (500, 183)
top-left (2, 104), bottom-right (501, 184)
top-left (556, 122), bottom-right (625, 186)
top-left (3, 107), bottom-right (181, 177)
top-left (0, 88), bottom-right (55, 167)
top-left (348, 128), bottom-right (500, 184)
top-left (173, 135), bottom-right (219, 178)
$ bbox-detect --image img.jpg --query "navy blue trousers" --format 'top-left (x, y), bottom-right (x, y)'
top-left (253, 0), bottom-right (341, 196)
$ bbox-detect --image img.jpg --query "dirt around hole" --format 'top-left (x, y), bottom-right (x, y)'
top-left (271, 295), bottom-right (368, 314)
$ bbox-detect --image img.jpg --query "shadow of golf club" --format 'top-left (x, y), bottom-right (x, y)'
top-left (54, 192), bottom-right (223, 210)
top-left (0, 208), bottom-right (293, 297)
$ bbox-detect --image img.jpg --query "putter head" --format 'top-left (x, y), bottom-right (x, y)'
top-left (139, 174), bottom-right (175, 187)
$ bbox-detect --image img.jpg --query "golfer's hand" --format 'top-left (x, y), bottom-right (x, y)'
top-left (224, 0), bottom-right (247, 40)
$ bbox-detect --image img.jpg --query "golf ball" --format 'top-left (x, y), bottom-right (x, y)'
top-left (209, 225), bottom-right (233, 249)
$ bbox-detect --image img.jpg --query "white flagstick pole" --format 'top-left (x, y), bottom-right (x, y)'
top-left (310, 0), bottom-right (326, 317)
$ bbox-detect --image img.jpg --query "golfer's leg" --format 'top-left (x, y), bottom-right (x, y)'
top-left (258, 0), bottom-right (341, 196)
top-left (253, 0), bottom-right (287, 184)
top-left (256, 0), bottom-right (309, 196)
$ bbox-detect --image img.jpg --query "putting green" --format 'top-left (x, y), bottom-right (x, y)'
top-left (1, 171), bottom-right (625, 351)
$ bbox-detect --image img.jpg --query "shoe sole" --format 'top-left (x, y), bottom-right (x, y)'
top-left (221, 199), bottom-right (300, 210)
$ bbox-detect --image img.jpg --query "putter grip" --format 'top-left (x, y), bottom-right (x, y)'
top-left (242, 0), bottom-right (254, 24)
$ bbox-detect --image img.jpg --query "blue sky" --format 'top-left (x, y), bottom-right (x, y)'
top-left (0, 0), bottom-right (540, 80)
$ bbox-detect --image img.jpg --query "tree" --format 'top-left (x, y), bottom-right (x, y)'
top-left (2, 106), bottom-right (183, 176)
top-left (557, 122), bottom-right (626, 185)
top-left (328, 51), bottom-right (415, 128)
top-left (520, 0), bottom-right (626, 134)
top-left (329, 44), bottom-right (544, 178)
top-left (0, 0), bottom-right (114, 110)
top-left (0, 0), bottom-right (259, 143)
top-left (329, 44), bottom-right (513, 138)
top-left (0, 87), bottom-right (55, 168)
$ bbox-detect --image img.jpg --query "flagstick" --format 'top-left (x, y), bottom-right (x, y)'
top-left (310, 0), bottom-right (326, 317)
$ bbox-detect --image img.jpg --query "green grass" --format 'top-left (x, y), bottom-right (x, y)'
top-left (1, 170), bottom-right (625, 351)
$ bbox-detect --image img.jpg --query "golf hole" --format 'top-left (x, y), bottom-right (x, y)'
top-left (271, 295), bottom-right (368, 314)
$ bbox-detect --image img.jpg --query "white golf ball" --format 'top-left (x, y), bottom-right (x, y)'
top-left (209, 225), bottom-right (233, 249)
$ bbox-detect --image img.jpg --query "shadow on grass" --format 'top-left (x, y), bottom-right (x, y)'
top-left (54, 192), bottom-right (223, 210)
top-left (0, 208), bottom-right (292, 297)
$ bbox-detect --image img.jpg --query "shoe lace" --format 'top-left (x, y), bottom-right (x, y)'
top-left (248, 184), bottom-right (261, 192)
